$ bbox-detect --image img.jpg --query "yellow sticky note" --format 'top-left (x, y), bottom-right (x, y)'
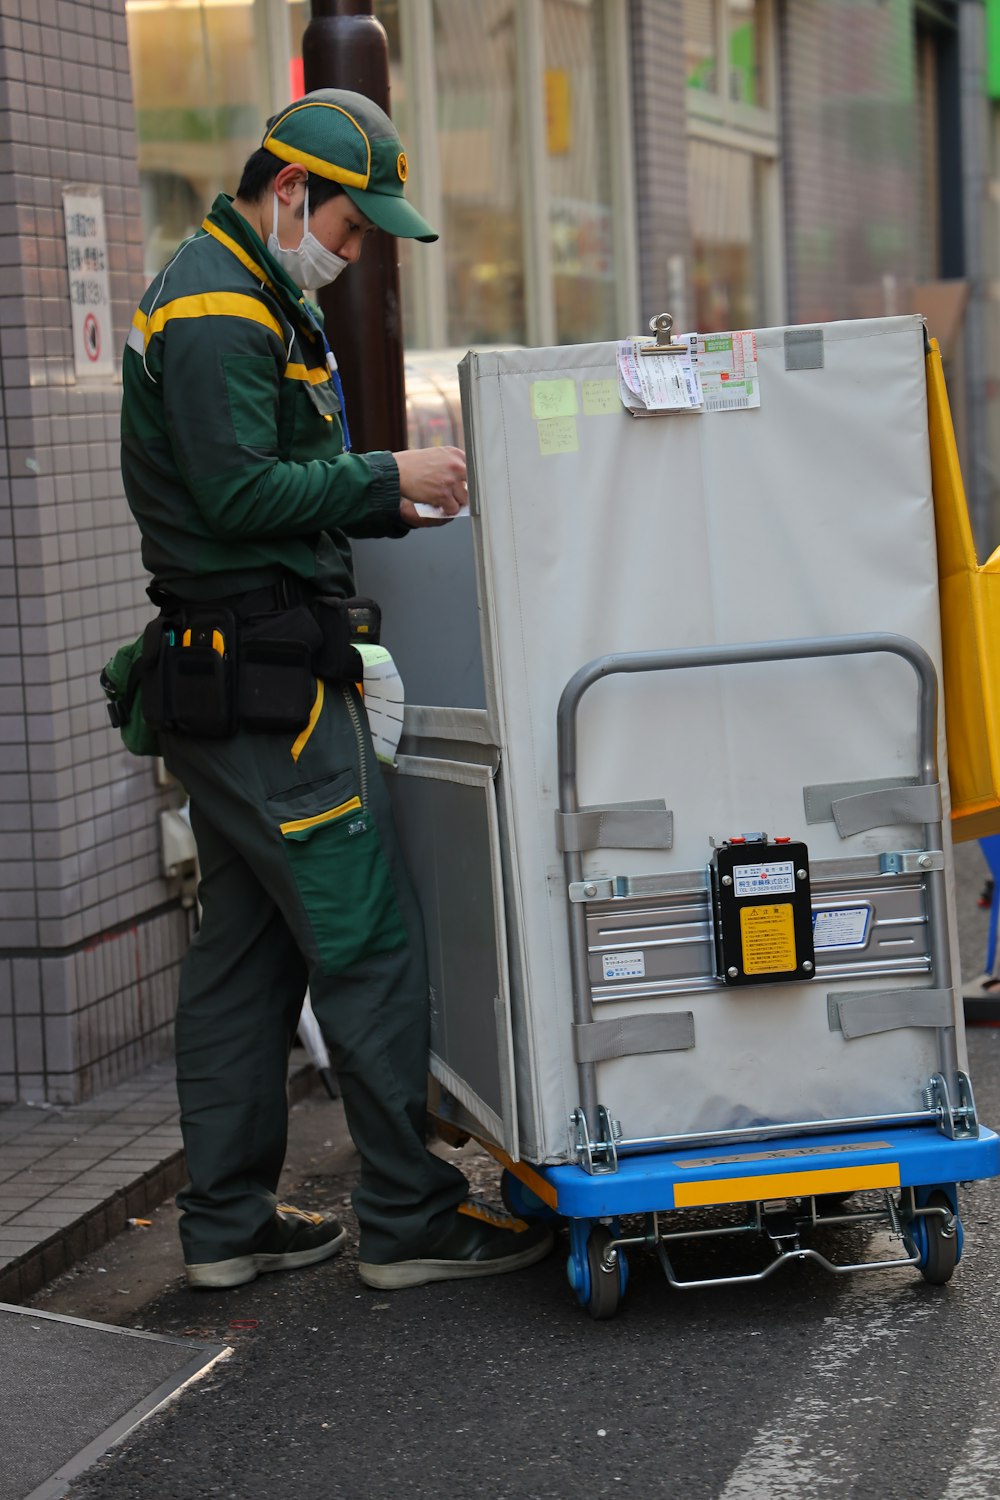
top-left (537, 415), bottom-right (579, 456)
top-left (582, 379), bottom-right (619, 415)
top-left (531, 379), bottom-right (578, 420)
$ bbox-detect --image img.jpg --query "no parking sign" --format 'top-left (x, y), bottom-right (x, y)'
top-left (63, 187), bottom-right (114, 378)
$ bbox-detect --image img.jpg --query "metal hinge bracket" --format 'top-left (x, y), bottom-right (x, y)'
top-left (926, 1070), bottom-right (979, 1139)
top-left (572, 1105), bottom-right (623, 1175)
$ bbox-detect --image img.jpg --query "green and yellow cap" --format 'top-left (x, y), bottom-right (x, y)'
top-left (262, 88), bottom-right (437, 242)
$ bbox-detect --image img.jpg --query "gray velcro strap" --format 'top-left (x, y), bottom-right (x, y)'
top-left (555, 800), bottom-right (673, 853)
top-left (831, 782), bottom-right (941, 838)
top-left (803, 777), bottom-right (918, 825)
top-left (573, 1012), bottom-right (694, 1064)
top-left (828, 988), bottom-right (954, 1040)
top-left (785, 328), bottom-right (824, 371)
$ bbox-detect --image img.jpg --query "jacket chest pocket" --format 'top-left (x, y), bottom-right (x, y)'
top-left (283, 375), bottom-right (344, 458)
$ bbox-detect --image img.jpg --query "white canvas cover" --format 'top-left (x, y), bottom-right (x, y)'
top-left (461, 315), bottom-right (961, 1164)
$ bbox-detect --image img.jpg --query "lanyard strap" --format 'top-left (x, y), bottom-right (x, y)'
top-left (328, 366), bottom-right (352, 452)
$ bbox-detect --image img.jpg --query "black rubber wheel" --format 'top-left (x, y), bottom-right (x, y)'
top-left (919, 1191), bottom-right (959, 1286)
top-left (586, 1225), bottom-right (622, 1320)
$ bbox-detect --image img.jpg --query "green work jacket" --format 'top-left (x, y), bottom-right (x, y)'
top-left (121, 194), bottom-right (406, 601)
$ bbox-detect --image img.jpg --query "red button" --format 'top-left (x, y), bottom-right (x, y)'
top-left (774, 836), bottom-right (791, 844)
top-left (729, 836), bottom-right (746, 844)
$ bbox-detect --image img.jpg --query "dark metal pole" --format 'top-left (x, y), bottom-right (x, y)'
top-left (302, 0), bottom-right (407, 456)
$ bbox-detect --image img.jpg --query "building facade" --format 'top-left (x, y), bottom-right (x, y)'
top-left (0, 0), bottom-right (989, 1103)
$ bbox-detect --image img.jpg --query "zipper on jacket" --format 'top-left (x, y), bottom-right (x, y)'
top-left (342, 685), bottom-right (369, 810)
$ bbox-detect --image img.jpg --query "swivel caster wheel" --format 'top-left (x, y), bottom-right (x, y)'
top-left (567, 1219), bottom-right (628, 1319)
top-left (916, 1189), bottom-right (960, 1286)
top-left (585, 1224), bottom-right (625, 1320)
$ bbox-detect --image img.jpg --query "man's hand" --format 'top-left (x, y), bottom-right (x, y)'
top-left (394, 446), bottom-right (467, 527)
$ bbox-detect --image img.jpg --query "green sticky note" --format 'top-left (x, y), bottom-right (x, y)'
top-left (531, 378), bottom-right (578, 420)
top-left (537, 415), bottom-right (579, 456)
top-left (582, 379), bottom-right (619, 415)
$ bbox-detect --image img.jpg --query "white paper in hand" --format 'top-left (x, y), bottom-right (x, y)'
top-left (411, 502), bottom-right (470, 519)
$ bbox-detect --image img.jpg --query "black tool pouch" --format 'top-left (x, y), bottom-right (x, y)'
top-left (238, 605), bottom-right (320, 732)
top-left (311, 597), bottom-right (364, 683)
top-left (139, 616), bottom-right (173, 729)
top-left (154, 608), bottom-right (238, 737)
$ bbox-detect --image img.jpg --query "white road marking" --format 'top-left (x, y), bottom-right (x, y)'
top-left (941, 1425), bottom-right (1000, 1499)
top-left (717, 1236), bottom-right (936, 1499)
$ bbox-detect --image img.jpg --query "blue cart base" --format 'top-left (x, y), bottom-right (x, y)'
top-left (494, 1125), bottom-right (1000, 1318)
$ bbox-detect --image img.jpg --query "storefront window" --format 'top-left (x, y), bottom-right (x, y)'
top-left (432, 0), bottom-right (526, 346)
top-left (684, 0), bottom-right (718, 94)
top-left (125, 0), bottom-right (264, 279)
top-left (684, 0), bottom-right (778, 329)
top-left (726, 0), bottom-right (763, 107)
top-left (542, 0), bottom-right (617, 344)
top-left (127, 0), bottom-right (636, 349)
top-left (688, 136), bottom-right (764, 331)
top-left (685, 0), bottom-right (767, 111)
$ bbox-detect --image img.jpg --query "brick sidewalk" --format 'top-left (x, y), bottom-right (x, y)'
top-left (0, 1061), bottom-right (183, 1303)
top-left (0, 1054), bottom-right (318, 1304)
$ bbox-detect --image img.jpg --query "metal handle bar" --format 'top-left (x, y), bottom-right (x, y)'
top-left (557, 632), bottom-right (938, 813)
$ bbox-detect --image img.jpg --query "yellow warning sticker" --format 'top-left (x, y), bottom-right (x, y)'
top-left (739, 902), bottom-right (796, 974)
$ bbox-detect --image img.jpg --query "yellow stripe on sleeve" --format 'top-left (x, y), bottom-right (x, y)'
top-left (142, 293), bottom-right (285, 346)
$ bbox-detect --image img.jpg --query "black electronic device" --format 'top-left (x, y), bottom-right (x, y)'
top-left (709, 834), bottom-right (815, 987)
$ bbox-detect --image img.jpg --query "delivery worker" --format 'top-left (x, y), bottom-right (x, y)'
top-left (120, 90), bottom-right (552, 1291)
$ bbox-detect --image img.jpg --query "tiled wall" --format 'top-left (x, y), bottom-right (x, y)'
top-left (781, 0), bottom-right (922, 323)
top-left (629, 0), bottom-right (691, 325)
top-left (0, 0), bottom-right (185, 1104)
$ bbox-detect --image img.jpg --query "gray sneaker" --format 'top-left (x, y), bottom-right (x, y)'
top-left (185, 1203), bottom-right (347, 1290)
top-left (358, 1200), bottom-right (554, 1290)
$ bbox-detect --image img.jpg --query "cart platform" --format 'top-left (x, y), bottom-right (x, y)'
top-left (494, 1125), bottom-right (1000, 1316)
top-left (520, 1124), bottom-right (1000, 1217)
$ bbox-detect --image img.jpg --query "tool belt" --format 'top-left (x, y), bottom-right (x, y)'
top-left (140, 584), bottom-right (381, 738)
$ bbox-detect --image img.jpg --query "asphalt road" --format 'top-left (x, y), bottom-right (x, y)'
top-left (31, 842), bottom-right (1000, 1500)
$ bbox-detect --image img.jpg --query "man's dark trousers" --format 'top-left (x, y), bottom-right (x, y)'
top-left (161, 680), bottom-right (467, 1267)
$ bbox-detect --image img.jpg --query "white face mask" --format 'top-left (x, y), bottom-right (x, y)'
top-left (267, 189), bottom-right (349, 291)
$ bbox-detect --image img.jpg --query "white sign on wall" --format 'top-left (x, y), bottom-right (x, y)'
top-left (62, 187), bottom-right (114, 378)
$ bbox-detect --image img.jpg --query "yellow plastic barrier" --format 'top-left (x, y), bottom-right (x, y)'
top-left (928, 336), bottom-right (1000, 840)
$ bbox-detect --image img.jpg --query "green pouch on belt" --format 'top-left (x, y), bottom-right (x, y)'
top-left (100, 635), bottom-right (160, 757)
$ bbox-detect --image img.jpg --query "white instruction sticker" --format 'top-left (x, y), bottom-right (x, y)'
top-left (733, 861), bottom-right (795, 898)
top-left (602, 950), bottom-right (646, 981)
top-left (812, 907), bottom-right (871, 950)
top-left (685, 330), bottom-right (760, 412)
